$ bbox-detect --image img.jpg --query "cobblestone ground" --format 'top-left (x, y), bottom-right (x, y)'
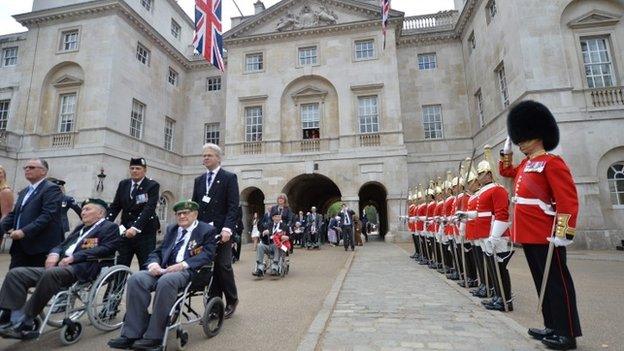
top-left (318, 242), bottom-right (544, 351)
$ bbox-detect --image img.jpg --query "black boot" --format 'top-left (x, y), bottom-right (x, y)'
top-left (541, 335), bottom-right (577, 350)
top-left (528, 327), bottom-right (555, 340)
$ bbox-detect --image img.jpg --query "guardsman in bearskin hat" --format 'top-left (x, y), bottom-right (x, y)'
top-left (500, 100), bottom-right (581, 350)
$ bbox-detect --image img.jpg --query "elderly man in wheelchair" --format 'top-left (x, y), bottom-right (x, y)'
top-left (0, 198), bottom-right (122, 341)
top-left (108, 200), bottom-right (219, 350)
top-left (252, 209), bottom-right (291, 278)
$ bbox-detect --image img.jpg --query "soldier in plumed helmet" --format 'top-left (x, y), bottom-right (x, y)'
top-left (500, 100), bottom-right (581, 350)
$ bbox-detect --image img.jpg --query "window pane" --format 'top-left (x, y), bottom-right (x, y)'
top-left (0, 99), bottom-right (10, 131)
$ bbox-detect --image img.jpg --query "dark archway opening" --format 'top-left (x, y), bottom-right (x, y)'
top-left (241, 187), bottom-right (265, 243)
top-left (358, 182), bottom-right (388, 239)
top-left (282, 173), bottom-right (342, 215)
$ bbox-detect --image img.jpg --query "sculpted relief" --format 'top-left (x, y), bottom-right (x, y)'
top-left (276, 4), bottom-right (339, 32)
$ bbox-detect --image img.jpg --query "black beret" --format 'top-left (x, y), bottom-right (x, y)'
top-left (507, 100), bottom-right (560, 151)
top-left (270, 207), bottom-right (282, 217)
top-left (82, 198), bottom-right (108, 211)
top-left (48, 177), bottom-right (66, 186)
top-left (130, 157), bottom-right (147, 167)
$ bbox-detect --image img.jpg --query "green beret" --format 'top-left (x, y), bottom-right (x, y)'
top-left (82, 198), bottom-right (108, 210)
top-left (173, 200), bottom-right (199, 212)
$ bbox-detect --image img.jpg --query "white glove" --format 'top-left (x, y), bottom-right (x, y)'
top-left (503, 136), bottom-right (512, 154)
top-left (548, 236), bottom-right (573, 247)
top-left (459, 222), bottom-right (466, 237)
top-left (484, 238), bottom-right (494, 255)
top-left (456, 211), bottom-right (477, 220)
top-left (408, 216), bottom-right (417, 223)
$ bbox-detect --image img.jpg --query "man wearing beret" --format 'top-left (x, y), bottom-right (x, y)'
top-left (48, 177), bottom-right (82, 236)
top-left (108, 200), bottom-right (217, 350)
top-left (500, 100), bottom-right (581, 350)
top-left (107, 157), bottom-right (160, 269)
top-left (0, 199), bottom-right (120, 340)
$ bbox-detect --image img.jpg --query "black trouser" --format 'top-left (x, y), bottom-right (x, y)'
top-left (0, 266), bottom-right (77, 319)
top-left (473, 245), bottom-right (491, 287)
top-left (441, 242), bottom-right (452, 270)
top-left (463, 243), bottom-right (477, 281)
top-left (117, 234), bottom-right (156, 270)
top-left (486, 251), bottom-right (514, 301)
top-left (411, 234), bottom-right (420, 256)
top-left (210, 241), bottom-right (238, 306)
top-left (341, 226), bottom-right (354, 250)
top-left (9, 246), bottom-right (47, 269)
top-left (523, 244), bottom-right (582, 337)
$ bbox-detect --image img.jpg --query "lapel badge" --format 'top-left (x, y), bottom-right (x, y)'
top-left (187, 239), bottom-right (197, 250)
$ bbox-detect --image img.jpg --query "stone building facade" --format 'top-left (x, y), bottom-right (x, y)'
top-left (0, 0), bottom-right (622, 248)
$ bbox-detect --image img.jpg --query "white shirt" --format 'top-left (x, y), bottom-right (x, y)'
top-left (174, 220), bottom-right (199, 263)
top-left (205, 166), bottom-right (221, 194)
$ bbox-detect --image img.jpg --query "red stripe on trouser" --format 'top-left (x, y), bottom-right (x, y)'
top-left (554, 248), bottom-right (574, 337)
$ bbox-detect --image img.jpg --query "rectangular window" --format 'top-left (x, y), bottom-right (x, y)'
top-left (358, 96), bottom-right (380, 134)
top-left (475, 89), bottom-right (485, 127)
top-left (301, 103), bottom-right (320, 139)
top-left (245, 106), bottom-right (263, 142)
top-left (422, 105), bottom-right (444, 140)
top-left (61, 30), bottom-right (79, 51)
top-left (136, 43), bottom-right (150, 65)
top-left (355, 39), bottom-right (374, 60)
top-left (298, 46), bottom-right (317, 66)
top-left (171, 19), bottom-right (181, 39)
top-left (418, 53), bottom-right (437, 70)
top-left (204, 123), bottom-right (220, 145)
top-left (141, 0), bottom-right (152, 11)
top-left (130, 99), bottom-right (145, 139)
top-left (164, 117), bottom-right (175, 151)
top-left (0, 99), bottom-right (10, 131)
top-left (245, 53), bottom-right (263, 72)
top-left (486, 0), bottom-right (497, 23)
top-left (2, 47), bottom-right (18, 67)
top-left (207, 76), bottom-right (222, 91)
top-left (581, 37), bottom-right (614, 88)
top-left (168, 67), bottom-right (178, 86)
top-left (58, 93), bottom-right (76, 133)
top-left (495, 63), bottom-right (509, 107)
top-left (468, 31), bottom-right (476, 53)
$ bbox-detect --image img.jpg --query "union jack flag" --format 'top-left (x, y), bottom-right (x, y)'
top-left (381, 0), bottom-right (391, 49)
top-left (193, 0), bottom-right (225, 71)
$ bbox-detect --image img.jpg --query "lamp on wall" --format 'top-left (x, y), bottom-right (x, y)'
top-left (96, 167), bottom-right (106, 192)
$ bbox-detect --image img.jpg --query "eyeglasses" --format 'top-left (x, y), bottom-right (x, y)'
top-left (175, 210), bottom-right (192, 217)
top-left (23, 166), bottom-right (42, 170)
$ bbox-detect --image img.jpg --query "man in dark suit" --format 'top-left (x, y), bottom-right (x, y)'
top-left (107, 157), bottom-right (160, 269)
top-left (306, 206), bottom-right (322, 249)
top-left (0, 158), bottom-right (64, 268)
top-left (253, 209), bottom-right (290, 276)
top-left (0, 199), bottom-right (120, 340)
top-left (108, 200), bottom-right (217, 350)
top-left (48, 178), bottom-right (82, 235)
top-left (192, 143), bottom-right (239, 319)
top-left (339, 203), bottom-right (356, 251)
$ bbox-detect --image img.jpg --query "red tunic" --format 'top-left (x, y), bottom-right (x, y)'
top-left (443, 196), bottom-right (455, 235)
top-left (426, 201), bottom-right (436, 232)
top-left (434, 201), bottom-right (444, 233)
top-left (408, 204), bottom-right (417, 232)
top-left (476, 182), bottom-right (510, 238)
top-left (416, 203), bottom-right (427, 231)
top-left (465, 194), bottom-right (479, 241)
top-left (499, 154), bottom-right (579, 244)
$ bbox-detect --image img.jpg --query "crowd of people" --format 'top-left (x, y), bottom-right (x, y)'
top-left (405, 101), bottom-right (581, 351)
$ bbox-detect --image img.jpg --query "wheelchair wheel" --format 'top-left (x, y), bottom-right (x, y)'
top-left (59, 320), bottom-right (83, 345)
top-left (44, 290), bottom-right (86, 328)
top-left (202, 297), bottom-right (224, 338)
top-left (87, 265), bottom-right (132, 331)
top-left (176, 328), bottom-right (189, 350)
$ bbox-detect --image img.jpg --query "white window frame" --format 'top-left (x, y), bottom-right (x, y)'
top-left (204, 123), bottom-right (220, 145)
top-left (495, 63), bottom-right (510, 108)
top-left (168, 67), bottom-right (179, 86)
top-left (0, 99), bottom-right (9, 131)
top-left (130, 99), bottom-right (145, 139)
top-left (357, 96), bottom-right (380, 134)
top-left (60, 29), bottom-right (79, 52)
top-left (475, 89), bottom-right (485, 127)
top-left (418, 53), bottom-right (437, 70)
top-left (2, 47), bottom-right (18, 67)
top-left (171, 19), bottom-right (181, 39)
top-left (298, 46), bottom-right (318, 66)
top-left (608, 163), bottom-right (624, 207)
top-left (581, 36), bottom-right (615, 89)
top-left (207, 76), bottom-right (222, 91)
top-left (422, 105), bottom-right (444, 140)
top-left (354, 39), bottom-right (375, 61)
top-left (57, 93), bottom-right (77, 133)
top-left (245, 52), bottom-right (264, 73)
top-left (164, 117), bottom-right (175, 151)
top-left (141, 0), bottom-right (153, 11)
top-left (136, 43), bottom-right (150, 65)
top-left (301, 103), bottom-right (320, 139)
top-left (245, 106), bottom-right (263, 142)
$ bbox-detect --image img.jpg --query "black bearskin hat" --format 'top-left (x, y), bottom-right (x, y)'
top-left (507, 100), bottom-right (559, 151)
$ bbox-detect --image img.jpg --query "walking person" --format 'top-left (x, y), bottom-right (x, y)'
top-left (339, 203), bottom-right (355, 251)
top-left (250, 212), bottom-right (260, 251)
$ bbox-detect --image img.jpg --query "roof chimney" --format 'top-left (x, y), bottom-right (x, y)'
top-left (254, 1), bottom-right (266, 15)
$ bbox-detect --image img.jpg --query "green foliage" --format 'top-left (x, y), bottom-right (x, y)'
top-left (327, 201), bottom-right (342, 218)
top-left (364, 205), bottom-right (378, 224)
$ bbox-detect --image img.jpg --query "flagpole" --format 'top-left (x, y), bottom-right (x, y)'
top-left (231, 0), bottom-right (244, 17)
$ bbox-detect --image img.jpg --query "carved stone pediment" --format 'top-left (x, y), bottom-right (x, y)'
top-left (52, 74), bottom-right (84, 88)
top-left (276, 4), bottom-right (339, 32)
top-left (568, 10), bottom-right (621, 29)
top-left (291, 85), bottom-right (328, 103)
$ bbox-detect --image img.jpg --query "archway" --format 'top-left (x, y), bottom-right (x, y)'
top-left (282, 173), bottom-right (341, 215)
top-left (358, 182), bottom-right (388, 238)
top-left (241, 187), bottom-right (265, 243)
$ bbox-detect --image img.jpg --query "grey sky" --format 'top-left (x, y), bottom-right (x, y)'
top-left (0, 0), bottom-right (455, 35)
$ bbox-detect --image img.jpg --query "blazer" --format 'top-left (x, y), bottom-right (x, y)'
top-left (147, 221), bottom-right (218, 273)
top-left (0, 179), bottom-right (64, 255)
top-left (338, 209), bottom-right (355, 228)
top-left (260, 221), bottom-right (290, 246)
top-left (107, 178), bottom-right (160, 235)
top-left (49, 220), bottom-right (121, 282)
top-left (192, 169), bottom-right (239, 233)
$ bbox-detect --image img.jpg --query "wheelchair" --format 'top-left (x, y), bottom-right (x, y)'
top-left (160, 263), bottom-right (224, 351)
top-left (36, 263), bottom-right (132, 345)
top-left (252, 246), bottom-right (290, 279)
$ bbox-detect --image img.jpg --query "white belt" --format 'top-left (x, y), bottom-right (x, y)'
top-left (477, 212), bottom-right (492, 218)
top-left (512, 196), bottom-right (555, 216)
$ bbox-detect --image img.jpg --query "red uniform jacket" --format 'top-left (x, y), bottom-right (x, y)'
top-left (476, 182), bottom-right (510, 238)
top-left (408, 204), bottom-right (417, 232)
top-left (426, 201), bottom-right (436, 232)
top-left (499, 154), bottom-right (578, 244)
top-left (434, 201), bottom-right (444, 233)
top-left (465, 194), bottom-right (479, 241)
top-left (443, 196), bottom-right (455, 235)
top-left (416, 203), bottom-right (427, 231)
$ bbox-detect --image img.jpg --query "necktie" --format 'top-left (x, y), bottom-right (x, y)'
top-left (166, 229), bottom-right (188, 267)
top-left (131, 183), bottom-right (139, 199)
top-left (16, 185), bottom-right (35, 228)
top-left (273, 223), bottom-right (278, 233)
top-left (206, 171), bottom-right (214, 190)
top-left (345, 212), bottom-right (350, 225)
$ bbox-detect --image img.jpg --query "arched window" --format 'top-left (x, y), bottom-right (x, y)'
top-left (157, 195), bottom-right (168, 223)
top-left (608, 163), bottom-right (624, 206)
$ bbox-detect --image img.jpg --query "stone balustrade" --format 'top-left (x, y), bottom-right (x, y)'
top-left (587, 86), bottom-right (624, 108)
top-left (51, 133), bottom-right (74, 148)
top-left (402, 11), bottom-right (458, 33)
